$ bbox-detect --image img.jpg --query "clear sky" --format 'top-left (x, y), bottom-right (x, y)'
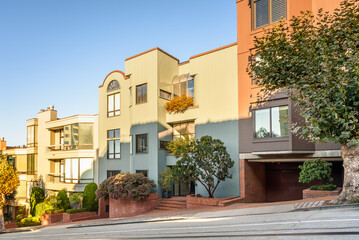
top-left (0, 0), bottom-right (237, 146)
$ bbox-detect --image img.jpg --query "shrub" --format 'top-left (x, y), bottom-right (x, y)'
top-left (166, 134), bottom-right (194, 158)
top-left (299, 158), bottom-right (334, 185)
top-left (165, 95), bottom-right (193, 112)
top-left (57, 190), bottom-right (70, 211)
top-left (35, 201), bottom-right (54, 218)
top-left (16, 205), bottom-right (27, 222)
top-left (83, 183), bottom-right (98, 211)
top-left (66, 208), bottom-right (87, 214)
top-left (30, 187), bottom-right (45, 216)
top-left (70, 193), bottom-right (83, 204)
top-left (158, 167), bottom-right (173, 192)
top-left (310, 184), bottom-right (337, 191)
top-left (17, 216), bottom-right (41, 227)
top-left (96, 173), bottom-right (156, 200)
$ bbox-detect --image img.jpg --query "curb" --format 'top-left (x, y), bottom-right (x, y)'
top-left (68, 214), bottom-right (194, 229)
top-left (293, 203), bottom-right (359, 212)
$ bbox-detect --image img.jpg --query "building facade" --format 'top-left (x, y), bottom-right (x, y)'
top-left (98, 44), bottom-right (239, 198)
top-left (26, 106), bottom-right (99, 194)
top-left (236, 0), bottom-right (343, 202)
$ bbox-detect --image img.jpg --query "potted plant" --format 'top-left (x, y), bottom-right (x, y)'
top-left (159, 167), bottom-right (173, 198)
top-left (299, 158), bottom-right (339, 199)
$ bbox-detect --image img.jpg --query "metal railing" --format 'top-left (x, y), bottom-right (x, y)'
top-left (47, 173), bottom-right (93, 184)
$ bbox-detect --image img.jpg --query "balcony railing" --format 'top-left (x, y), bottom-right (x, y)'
top-left (47, 173), bottom-right (93, 184)
top-left (47, 144), bottom-right (93, 152)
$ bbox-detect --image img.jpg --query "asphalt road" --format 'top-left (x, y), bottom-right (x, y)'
top-left (2, 206), bottom-right (359, 239)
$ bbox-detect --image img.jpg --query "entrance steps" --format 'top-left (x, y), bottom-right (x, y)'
top-left (156, 197), bottom-right (187, 210)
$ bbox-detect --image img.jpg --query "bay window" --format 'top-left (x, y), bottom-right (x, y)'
top-left (172, 74), bottom-right (194, 99)
top-left (254, 106), bottom-right (289, 138)
top-left (61, 158), bottom-right (93, 183)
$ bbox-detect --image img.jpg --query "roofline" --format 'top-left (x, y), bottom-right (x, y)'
top-left (179, 60), bottom-right (189, 66)
top-left (189, 42), bottom-right (237, 60)
top-left (125, 47), bottom-right (179, 62)
top-left (45, 114), bottom-right (97, 123)
top-left (99, 70), bottom-right (128, 88)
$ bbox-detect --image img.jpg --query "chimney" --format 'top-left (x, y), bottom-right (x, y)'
top-left (0, 137), bottom-right (6, 151)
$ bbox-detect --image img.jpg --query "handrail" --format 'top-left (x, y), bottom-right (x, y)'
top-left (47, 144), bottom-right (93, 151)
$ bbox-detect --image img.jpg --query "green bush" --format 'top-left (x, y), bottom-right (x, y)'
top-left (17, 216), bottom-right (41, 227)
top-left (83, 183), bottom-right (98, 211)
top-left (96, 173), bottom-right (156, 200)
top-left (57, 190), bottom-right (70, 211)
top-left (70, 193), bottom-right (83, 204)
top-left (16, 205), bottom-right (27, 222)
top-left (30, 187), bottom-right (45, 216)
top-left (310, 184), bottom-right (337, 191)
top-left (299, 158), bottom-right (334, 185)
top-left (66, 208), bottom-right (87, 214)
top-left (35, 201), bottom-right (54, 218)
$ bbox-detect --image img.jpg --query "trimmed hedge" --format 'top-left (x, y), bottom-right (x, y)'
top-left (309, 184), bottom-right (337, 191)
top-left (57, 190), bottom-right (70, 210)
top-left (17, 216), bottom-right (41, 227)
top-left (83, 183), bottom-right (98, 211)
top-left (66, 208), bottom-right (87, 214)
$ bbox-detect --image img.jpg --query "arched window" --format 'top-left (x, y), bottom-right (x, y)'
top-left (172, 73), bottom-right (194, 98)
top-left (108, 80), bottom-right (120, 92)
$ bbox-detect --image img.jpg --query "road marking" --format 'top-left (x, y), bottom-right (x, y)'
top-left (4, 218), bottom-right (359, 239)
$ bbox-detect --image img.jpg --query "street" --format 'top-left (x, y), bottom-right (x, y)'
top-left (2, 206), bottom-right (359, 239)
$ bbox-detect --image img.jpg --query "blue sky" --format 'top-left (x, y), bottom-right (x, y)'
top-left (0, 0), bottom-right (237, 146)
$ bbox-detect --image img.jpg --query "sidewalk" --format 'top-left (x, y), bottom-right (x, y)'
top-left (4, 195), bottom-right (347, 232)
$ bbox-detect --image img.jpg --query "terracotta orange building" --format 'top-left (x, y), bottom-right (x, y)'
top-left (236, 0), bottom-right (343, 202)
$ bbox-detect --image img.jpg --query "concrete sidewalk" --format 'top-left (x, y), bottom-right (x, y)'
top-left (5, 195), bottom-right (350, 233)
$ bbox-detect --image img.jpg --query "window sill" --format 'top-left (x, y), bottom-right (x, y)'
top-left (253, 137), bottom-right (289, 143)
top-left (136, 152), bottom-right (148, 154)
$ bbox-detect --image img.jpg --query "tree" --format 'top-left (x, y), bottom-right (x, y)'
top-left (82, 183), bottom-right (98, 211)
top-left (247, 0), bottom-right (359, 203)
top-left (171, 136), bottom-right (234, 198)
top-left (0, 155), bottom-right (20, 232)
top-left (30, 187), bottom-right (45, 216)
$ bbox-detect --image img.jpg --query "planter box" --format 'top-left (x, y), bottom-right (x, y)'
top-left (186, 195), bottom-right (237, 208)
top-left (63, 211), bottom-right (97, 223)
top-left (5, 221), bottom-right (18, 230)
top-left (41, 213), bottom-right (64, 225)
top-left (109, 193), bottom-right (158, 218)
top-left (303, 188), bottom-right (342, 199)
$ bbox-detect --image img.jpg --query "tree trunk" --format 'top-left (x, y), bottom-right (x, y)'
top-left (0, 206), bottom-right (5, 232)
top-left (335, 144), bottom-right (359, 204)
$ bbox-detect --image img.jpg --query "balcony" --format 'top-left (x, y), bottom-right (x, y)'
top-left (46, 174), bottom-right (93, 192)
top-left (166, 105), bottom-right (199, 124)
top-left (45, 144), bottom-right (96, 160)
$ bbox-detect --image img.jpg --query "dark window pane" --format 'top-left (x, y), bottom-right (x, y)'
top-left (107, 170), bottom-right (121, 178)
top-left (136, 134), bottom-right (148, 153)
top-left (108, 80), bottom-right (120, 92)
top-left (255, 0), bottom-right (269, 28)
top-left (136, 84), bottom-right (148, 104)
top-left (136, 170), bottom-right (148, 177)
top-left (271, 0), bottom-right (287, 22)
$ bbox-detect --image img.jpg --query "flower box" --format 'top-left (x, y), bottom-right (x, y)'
top-left (302, 188), bottom-right (342, 199)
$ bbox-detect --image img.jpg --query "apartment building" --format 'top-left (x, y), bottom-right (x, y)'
top-left (0, 138), bottom-right (29, 220)
top-left (26, 106), bottom-right (98, 194)
top-left (236, 0), bottom-right (343, 202)
top-left (98, 44), bottom-right (239, 198)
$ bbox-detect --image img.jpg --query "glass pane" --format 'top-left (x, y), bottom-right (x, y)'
top-left (114, 129), bottom-right (120, 138)
top-left (79, 124), bottom-right (93, 145)
top-left (108, 130), bottom-right (114, 138)
top-left (115, 139), bottom-right (120, 154)
top-left (136, 86), bottom-right (141, 104)
top-left (255, 0), bottom-right (269, 28)
top-left (108, 140), bottom-right (114, 154)
top-left (173, 83), bottom-right (180, 97)
top-left (65, 159), bottom-right (71, 183)
top-left (71, 124), bottom-right (79, 149)
top-left (72, 158), bottom-right (79, 181)
top-left (255, 109), bottom-right (271, 138)
top-left (180, 82), bottom-right (186, 96)
top-left (187, 78), bottom-right (194, 98)
top-left (108, 95), bottom-right (114, 112)
top-left (271, 106), bottom-right (289, 137)
top-left (115, 93), bottom-right (120, 111)
top-left (143, 84), bottom-right (147, 103)
top-left (187, 122), bottom-right (195, 136)
top-left (80, 158), bottom-right (93, 179)
top-left (271, 0), bottom-right (287, 22)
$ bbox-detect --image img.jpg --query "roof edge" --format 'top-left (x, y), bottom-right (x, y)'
top-left (99, 70), bottom-right (128, 88)
top-left (125, 47), bottom-right (179, 62)
top-left (189, 42), bottom-right (237, 60)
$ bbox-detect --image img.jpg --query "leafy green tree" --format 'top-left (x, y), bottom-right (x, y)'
top-left (247, 0), bottom-right (359, 203)
top-left (30, 187), bottom-right (45, 217)
top-left (0, 155), bottom-right (19, 232)
top-left (299, 158), bottom-right (333, 185)
top-left (170, 136), bottom-right (234, 198)
top-left (83, 183), bottom-right (98, 211)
